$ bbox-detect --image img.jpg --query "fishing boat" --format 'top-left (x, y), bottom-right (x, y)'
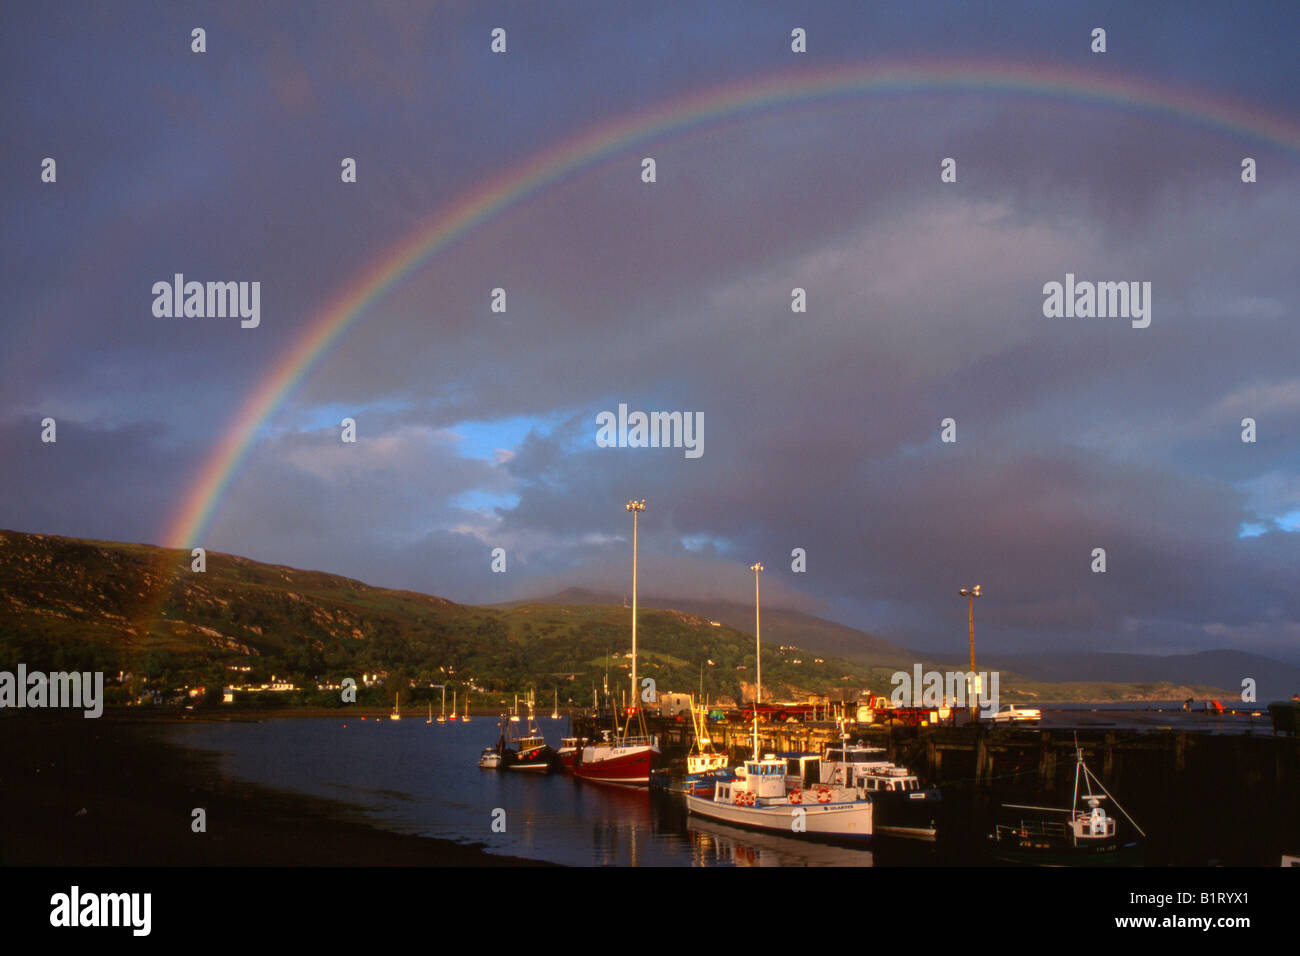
top-left (572, 499), bottom-right (660, 787)
top-left (685, 754), bottom-right (872, 841)
top-left (390, 693), bottom-right (401, 721)
top-left (819, 734), bottom-right (942, 841)
top-left (685, 560), bottom-right (873, 841)
top-left (507, 693), bottom-right (560, 772)
top-left (990, 739), bottom-right (1145, 865)
top-left (478, 714), bottom-right (512, 769)
top-left (672, 696), bottom-right (731, 797)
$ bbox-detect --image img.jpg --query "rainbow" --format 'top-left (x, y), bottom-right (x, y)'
top-left (160, 58), bottom-right (1300, 552)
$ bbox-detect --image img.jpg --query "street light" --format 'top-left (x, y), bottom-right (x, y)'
top-left (626, 500), bottom-right (646, 720)
top-left (958, 585), bottom-right (981, 721)
top-left (750, 561), bottom-right (764, 759)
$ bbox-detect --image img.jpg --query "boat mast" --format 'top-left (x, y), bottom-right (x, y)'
top-left (750, 561), bottom-right (764, 761)
top-left (626, 499), bottom-right (646, 737)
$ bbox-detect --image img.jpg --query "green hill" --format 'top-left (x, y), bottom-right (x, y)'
top-left (0, 530), bottom-right (1230, 708)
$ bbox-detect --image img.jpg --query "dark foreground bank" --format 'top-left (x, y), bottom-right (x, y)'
top-left (0, 712), bottom-right (550, 866)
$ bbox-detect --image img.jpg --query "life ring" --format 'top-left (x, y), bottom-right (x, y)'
top-left (788, 789), bottom-right (802, 804)
top-left (744, 790), bottom-right (756, 806)
top-left (734, 791), bottom-right (745, 806)
top-left (817, 788), bottom-right (832, 804)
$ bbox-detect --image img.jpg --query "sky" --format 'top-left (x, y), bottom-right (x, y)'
top-left (2, 1), bottom-right (1298, 664)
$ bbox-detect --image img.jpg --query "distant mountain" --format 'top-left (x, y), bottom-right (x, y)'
top-left (0, 530), bottom-right (1235, 706)
top-left (912, 648), bottom-right (1300, 703)
top-left (502, 588), bottom-right (918, 667)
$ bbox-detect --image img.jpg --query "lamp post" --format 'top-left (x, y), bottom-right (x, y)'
top-left (750, 561), bottom-right (764, 759)
top-left (958, 585), bottom-right (982, 721)
top-left (626, 499), bottom-right (645, 718)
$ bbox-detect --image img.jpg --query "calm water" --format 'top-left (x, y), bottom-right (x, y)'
top-left (163, 717), bottom-right (904, 866)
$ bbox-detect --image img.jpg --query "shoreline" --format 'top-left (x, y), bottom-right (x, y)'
top-left (0, 711), bottom-right (552, 866)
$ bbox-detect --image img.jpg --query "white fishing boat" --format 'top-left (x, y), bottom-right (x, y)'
top-left (685, 561), bottom-right (873, 841)
top-left (819, 733), bottom-right (942, 840)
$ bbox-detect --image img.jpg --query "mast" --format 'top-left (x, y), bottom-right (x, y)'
top-left (750, 561), bottom-right (764, 761)
top-left (626, 499), bottom-right (646, 737)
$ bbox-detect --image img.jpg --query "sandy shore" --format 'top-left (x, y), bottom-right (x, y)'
top-left (0, 711), bottom-right (551, 866)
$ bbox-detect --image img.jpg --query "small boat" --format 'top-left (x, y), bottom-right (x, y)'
top-left (390, 693), bottom-right (401, 721)
top-left (510, 693), bottom-right (520, 722)
top-left (507, 693), bottom-right (559, 772)
top-left (437, 686), bottom-right (447, 723)
top-left (820, 733), bottom-right (942, 841)
top-left (479, 715), bottom-right (513, 769)
top-left (551, 687), bottom-right (560, 720)
top-left (450, 690), bottom-right (458, 721)
top-left (462, 694), bottom-right (471, 722)
top-left (990, 738), bottom-right (1145, 865)
top-left (426, 702), bottom-right (433, 725)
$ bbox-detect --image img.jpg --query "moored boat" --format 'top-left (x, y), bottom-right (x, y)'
top-left (507, 692), bottom-right (559, 772)
top-left (820, 735), bottom-right (942, 841)
top-left (990, 739), bottom-right (1144, 865)
top-left (573, 499), bottom-right (660, 787)
top-left (685, 755), bottom-right (873, 841)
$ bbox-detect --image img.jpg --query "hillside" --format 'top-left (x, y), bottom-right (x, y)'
top-left (504, 588), bottom-right (917, 667)
top-left (0, 530), bottom-right (1232, 707)
top-left (0, 530), bottom-right (887, 706)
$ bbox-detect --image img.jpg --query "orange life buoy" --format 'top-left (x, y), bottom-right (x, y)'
top-left (745, 790), bottom-right (756, 806)
top-left (817, 788), bottom-right (832, 803)
top-left (789, 789), bottom-right (802, 804)
top-left (734, 791), bottom-right (744, 806)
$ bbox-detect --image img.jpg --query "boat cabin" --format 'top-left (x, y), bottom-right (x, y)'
top-left (1070, 802), bottom-right (1115, 840)
top-left (715, 757), bottom-right (787, 803)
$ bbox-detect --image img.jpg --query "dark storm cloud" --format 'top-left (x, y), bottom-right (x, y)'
top-left (2, 2), bottom-right (1298, 662)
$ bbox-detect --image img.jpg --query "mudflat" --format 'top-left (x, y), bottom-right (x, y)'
top-left (0, 711), bottom-right (550, 866)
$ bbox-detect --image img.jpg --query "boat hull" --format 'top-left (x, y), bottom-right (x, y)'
top-left (573, 744), bottom-right (657, 787)
top-left (872, 789), bottom-right (942, 841)
top-left (684, 793), bottom-right (873, 841)
top-left (990, 837), bottom-right (1144, 867)
top-left (508, 745), bottom-right (559, 772)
